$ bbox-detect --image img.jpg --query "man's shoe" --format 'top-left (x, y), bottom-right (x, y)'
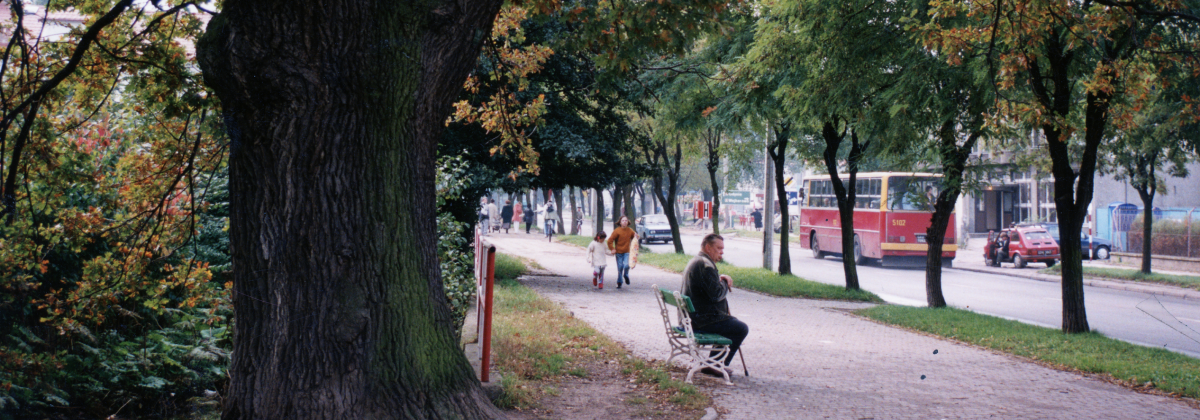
top-left (699, 367), bottom-right (729, 378)
top-left (625, 276), bottom-right (630, 285)
top-left (616, 283), bottom-right (621, 289)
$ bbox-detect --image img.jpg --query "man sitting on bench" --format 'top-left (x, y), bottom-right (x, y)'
top-left (681, 233), bottom-right (750, 377)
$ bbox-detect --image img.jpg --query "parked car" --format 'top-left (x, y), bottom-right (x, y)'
top-left (983, 225), bottom-right (1060, 268)
top-left (637, 214), bottom-right (673, 244)
top-left (1038, 223), bottom-right (1112, 260)
top-left (772, 214), bottom-right (799, 234)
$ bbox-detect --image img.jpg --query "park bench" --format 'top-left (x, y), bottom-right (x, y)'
top-left (653, 284), bottom-right (733, 385)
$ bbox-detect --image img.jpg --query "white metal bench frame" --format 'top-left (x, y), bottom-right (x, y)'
top-left (654, 284), bottom-right (732, 385)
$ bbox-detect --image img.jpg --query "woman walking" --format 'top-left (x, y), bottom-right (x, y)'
top-left (512, 201), bottom-right (524, 233)
top-left (501, 200), bottom-right (514, 233)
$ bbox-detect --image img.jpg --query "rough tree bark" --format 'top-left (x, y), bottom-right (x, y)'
top-left (197, 0), bottom-right (506, 417)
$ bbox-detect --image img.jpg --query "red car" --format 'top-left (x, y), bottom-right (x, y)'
top-left (983, 225), bottom-right (1060, 268)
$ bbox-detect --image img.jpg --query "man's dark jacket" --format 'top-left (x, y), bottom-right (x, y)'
top-left (681, 253), bottom-right (731, 329)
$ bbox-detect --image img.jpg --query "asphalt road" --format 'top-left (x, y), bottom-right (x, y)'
top-left (579, 220), bottom-right (1200, 358)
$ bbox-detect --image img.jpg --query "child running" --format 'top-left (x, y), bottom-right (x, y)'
top-left (587, 231), bottom-right (609, 289)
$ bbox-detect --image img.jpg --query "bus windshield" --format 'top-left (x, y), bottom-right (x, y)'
top-left (887, 176), bottom-right (942, 211)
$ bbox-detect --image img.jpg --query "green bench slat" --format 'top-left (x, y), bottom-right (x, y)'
top-left (659, 287), bottom-right (696, 312)
top-left (671, 326), bottom-right (733, 345)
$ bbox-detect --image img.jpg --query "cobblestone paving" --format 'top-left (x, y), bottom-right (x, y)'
top-left (487, 232), bottom-right (1200, 419)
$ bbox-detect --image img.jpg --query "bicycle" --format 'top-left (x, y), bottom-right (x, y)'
top-left (545, 219), bottom-right (556, 242)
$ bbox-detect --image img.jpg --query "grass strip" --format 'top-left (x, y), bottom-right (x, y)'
top-left (488, 253), bottom-right (710, 412)
top-left (1040, 264), bottom-right (1200, 291)
top-left (858, 304), bottom-right (1200, 399)
top-left (558, 235), bottom-right (881, 303)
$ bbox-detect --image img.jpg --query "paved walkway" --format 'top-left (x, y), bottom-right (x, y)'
top-left (487, 231), bottom-right (1200, 419)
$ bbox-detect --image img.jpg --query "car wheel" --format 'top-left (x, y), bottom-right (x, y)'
top-left (1096, 246), bottom-right (1110, 260)
top-left (1046, 259), bottom-right (1056, 268)
top-left (852, 235), bottom-right (864, 266)
top-left (812, 235), bottom-right (824, 259)
top-left (1014, 254), bottom-right (1026, 269)
top-left (984, 258), bottom-right (994, 267)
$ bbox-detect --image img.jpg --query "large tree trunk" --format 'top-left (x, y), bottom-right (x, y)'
top-left (647, 140), bottom-right (685, 254)
top-left (1027, 32), bottom-right (1104, 333)
top-left (762, 145), bottom-right (775, 270)
top-left (197, 1), bottom-right (506, 418)
top-left (623, 183), bottom-right (636, 222)
top-left (708, 167), bottom-right (721, 235)
top-left (769, 123), bottom-right (791, 276)
top-left (569, 186), bottom-right (579, 235)
top-left (555, 189), bottom-right (566, 234)
top-left (1044, 92), bottom-right (1107, 334)
top-left (705, 128), bottom-right (722, 235)
top-left (821, 120), bottom-right (861, 290)
top-left (1137, 187), bottom-right (1155, 274)
top-left (612, 185), bottom-right (623, 224)
top-left (925, 122), bottom-right (981, 308)
top-left (1130, 151), bottom-right (1159, 274)
top-left (594, 187), bottom-right (605, 234)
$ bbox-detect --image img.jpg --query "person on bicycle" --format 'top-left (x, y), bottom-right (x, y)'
top-left (542, 199), bottom-right (559, 241)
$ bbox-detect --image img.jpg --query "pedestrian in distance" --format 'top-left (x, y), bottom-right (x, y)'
top-left (478, 197), bottom-right (491, 236)
top-left (523, 202), bottom-right (535, 234)
top-left (512, 201), bottom-right (524, 232)
top-left (681, 233), bottom-right (749, 378)
top-left (993, 232), bottom-right (1011, 266)
top-left (587, 231), bottom-right (609, 289)
top-left (487, 198), bottom-right (500, 233)
top-left (606, 215), bottom-right (637, 289)
top-left (500, 200), bottom-right (514, 233)
top-left (542, 199), bottom-right (559, 242)
top-left (751, 207), bottom-right (763, 231)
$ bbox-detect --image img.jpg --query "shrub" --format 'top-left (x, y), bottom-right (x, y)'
top-left (437, 157), bottom-right (478, 340)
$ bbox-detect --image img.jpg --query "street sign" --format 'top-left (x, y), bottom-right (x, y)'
top-left (786, 191), bottom-right (800, 206)
top-left (722, 190), bottom-right (751, 205)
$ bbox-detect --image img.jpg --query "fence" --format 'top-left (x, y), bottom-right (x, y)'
top-left (1097, 204), bottom-right (1198, 258)
top-left (474, 228), bottom-right (497, 382)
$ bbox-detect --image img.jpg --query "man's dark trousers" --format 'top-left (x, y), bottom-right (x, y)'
top-left (695, 317), bottom-right (749, 365)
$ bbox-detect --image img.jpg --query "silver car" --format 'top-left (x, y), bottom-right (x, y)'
top-left (637, 214), bottom-right (673, 244)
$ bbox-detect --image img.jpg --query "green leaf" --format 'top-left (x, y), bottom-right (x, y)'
top-left (138, 376), bottom-right (171, 389)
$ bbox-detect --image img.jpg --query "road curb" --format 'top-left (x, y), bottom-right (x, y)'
top-left (954, 266), bottom-right (1200, 301)
top-left (633, 226), bottom-right (1200, 302)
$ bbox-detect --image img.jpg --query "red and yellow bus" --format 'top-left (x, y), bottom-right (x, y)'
top-left (798, 172), bottom-right (956, 267)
